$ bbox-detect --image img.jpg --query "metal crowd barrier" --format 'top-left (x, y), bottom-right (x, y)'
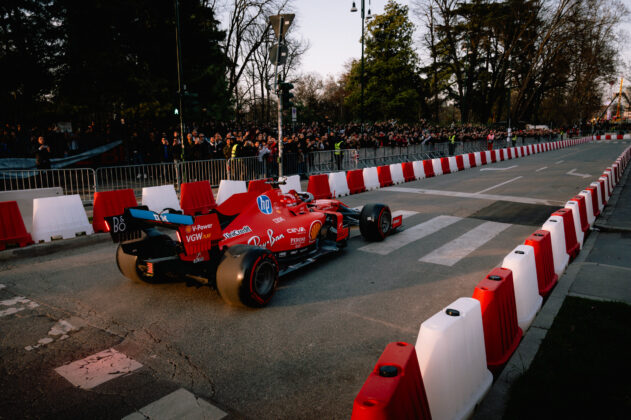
top-left (0, 168), bottom-right (96, 203)
top-left (0, 135), bottom-right (565, 202)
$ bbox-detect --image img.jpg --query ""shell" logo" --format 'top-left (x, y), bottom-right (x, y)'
top-left (309, 220), bottom-right (322, 241)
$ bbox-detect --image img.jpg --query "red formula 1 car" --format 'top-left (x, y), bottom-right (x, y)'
top-left (107, 181), bottom-right (402, 308)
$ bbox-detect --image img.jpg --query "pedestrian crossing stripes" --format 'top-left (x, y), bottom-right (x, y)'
top-left (54, 348), bottom-right (142, 389)
top-left (359, 213), bottom-right (512, 267)
top-left (122, 388), bottom-right (227, 420)
top-left (359, 215), bottom-right (461, 255)
top-left (419, 221), bottom-right (511, 266)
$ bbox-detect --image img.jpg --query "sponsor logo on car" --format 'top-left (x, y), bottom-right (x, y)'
top-left (290, 237), bottom-right (306, 246)
top-left (185, 223), bottom-right (213, 234)
top-left (272, 216), bottom-right (286, 224)
top-left (286, 226), bottom-right (306, 234)
top-left (248, 229), bottom-right (284, 248)
top-left (309, 220), bottom-right (322, 242)
top-left (257, 195), bottom-right (273, 215)
top-left (185, 232), bottom-right (212, 242)
top-left (223, 226), bottom-right (252, 240)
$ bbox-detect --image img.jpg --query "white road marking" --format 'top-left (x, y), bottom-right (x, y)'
top-left (384, 186), bottom-right (565, 206)
top-left (0, 296), bottom-right (39, 317)
top-left (392, 210), bottom-right (419, 219)
top-left (567, 168), bottom-right (591, 178)
top-left (25, 319), bottom-right (80, 351)
top-left (480, 165), bottom-right (518, 171)
top-left (555, 160), bottom-right (564, 164)
top-left (359, 215), bottom-right (461, 255)
top-left (536, 166), bottom-right (548, 172)
top-left (122, 388), bottom-right (227, 420)
top-left (419, 221), bottom-right (512, 266)
top-left (475, 176), bottom-right (523, 194)
top-left (54, 348), bottom-right (142, 389)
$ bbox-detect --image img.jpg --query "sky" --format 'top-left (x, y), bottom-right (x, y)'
top-left (295, 0), bottom-right (631, 83)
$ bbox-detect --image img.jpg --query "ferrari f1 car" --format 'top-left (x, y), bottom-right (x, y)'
top-left (106, 180), bottom-right (402, 308)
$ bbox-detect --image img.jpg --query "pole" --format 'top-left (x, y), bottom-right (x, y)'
top-left (360, 0), bottom-right (365, 135)
top-left (174, 0), bottom-right (186, 184)
top-left (273, 17), bottom-right (284, 178)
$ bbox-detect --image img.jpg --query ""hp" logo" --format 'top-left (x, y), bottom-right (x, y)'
top-left (257, 195), bottom-right (272, 215)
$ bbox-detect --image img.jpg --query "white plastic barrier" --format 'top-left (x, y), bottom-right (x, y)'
top-left (590, 182), bottom-right (604, 213)
top-left (412, 161), bottom-right (426, 179)
top-left (328, 171), bottom-right (350, 197)
top-left (604, 169), bottom-right (614, 191)
top-left (598, 176), bottom-right (611, 202)
top-left (279, 175), bottom-right (303, 194)
top-left (0, 187), bottom-right (63, 234)
top-left (624, 134), bottom-right (631, 140)
top-left (389, 163), bottom-right (405, 184)
top-left (501, 245), bottom-right (542, 331)
top-left (494, 150), bottom-right (502, 161)
top-left (564, 201), bottom-right (584, 248)
top-left (484, 151), bottom-right (492, 163)
top-left (474, 152), bottom-right (482, 167)
top-left (578, 190), bottom-right (596, 225)
top-left (32, 195), bottom-right (93, 243)
top-left (463, 154), bottom-right (471, 169)
top-left (362, 167), bottom-right (380, 190)
top-left (432, 158), bottom-right (443, 176)
top-left (448, 156), bottom-right (459, 173)
top-left (215, 180), bottom-right (247, 205)
top-left (142, 185), bottom-right (181, 212)
top-left (416, 298), bottom-right (492, 420)
top-left (515, 147), bottom-right (522, 158)
top-left (542, 215), bottom-right (570, 277)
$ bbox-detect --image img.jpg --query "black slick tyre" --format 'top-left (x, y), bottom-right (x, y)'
top-left (116, 244), bottom-right (144, 282)
top-left (359, 203), bottom-right (392, 242)
top-left (216, 245), bottom-right (279, 308)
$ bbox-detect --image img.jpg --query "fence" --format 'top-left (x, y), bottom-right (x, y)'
top-left (0, 136), bottom-right (563, 203)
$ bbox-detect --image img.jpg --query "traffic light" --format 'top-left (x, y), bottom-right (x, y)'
top-left (279, 81), bottom-right (294, 109)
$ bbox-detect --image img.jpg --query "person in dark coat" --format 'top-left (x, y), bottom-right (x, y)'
top-left (33, 136), bottom-right (51, 169)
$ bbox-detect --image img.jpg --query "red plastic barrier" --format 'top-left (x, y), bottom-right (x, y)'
top-left (455, 155), bottom-right (465, 171)
top-left (440, 157), bottom-right (451, 174)
top-left (179, 181), bottom-right (216, 216)
top-left (422, 160), bottom-right (435, 178)
top-left (377, 166), bottom-right (394, 187)
top-left (472, 268), bottom-right (522, 373)
top-left (307, 174), bottom-right (333, 199)
top-left (468, 153), bottom-right (477, 168)
top-left (598, 179), bottom-right (607, 206)
top-left (401, 162), bottom-right (416, 182)
top-left (524, 230), bottom-right (559, 297)
top-left (92, 189), bottom-right (138, 232)
top-left (617, 134), bottom-right (624, 140)
top-left (506, 148), bottom-right (513, 159)
top-left (480, 151), bottom-right (487, 165)
top-left (521, 146), bottom-right (527, 156)
top-left (352, 342), bottom-right (431, 420)
top-left (247, 178), bottom-right (273, 195)
top-left (552, 208), bottom-right (580, 260)
top-left (585, 186), bottom-right (600, 217)
top-left (490, 151), bottom-right (497, 163)
top-left (347, 169), bottom-right (367, 194)
top-left (570, 195), bottom-right (590, 235)
top-left (0, 201), bottom-right (33, 250)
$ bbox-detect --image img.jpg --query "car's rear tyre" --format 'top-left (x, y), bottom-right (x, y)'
top-left (216, 245), bottom-right (279, 308)
top-left (359, 203), bottom-right (392, 242)
top-left (116, 244), bottom-right (158, 283)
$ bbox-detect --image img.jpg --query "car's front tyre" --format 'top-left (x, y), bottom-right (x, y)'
top-left (359, 203), bottom-right (392, 242)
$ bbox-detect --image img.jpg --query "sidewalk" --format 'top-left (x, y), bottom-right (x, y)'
top-left (475, 160), bottom-right (631, 418)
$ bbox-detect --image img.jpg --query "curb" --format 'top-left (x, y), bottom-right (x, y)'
top-left (0, 232), bottom-right (112, 262)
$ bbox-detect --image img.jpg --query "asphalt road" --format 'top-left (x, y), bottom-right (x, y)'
top-left (1, 140), bottom-right (628, 419)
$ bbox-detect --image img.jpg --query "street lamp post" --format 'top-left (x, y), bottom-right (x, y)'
top-left (351, 1), bottom-right (372, 135)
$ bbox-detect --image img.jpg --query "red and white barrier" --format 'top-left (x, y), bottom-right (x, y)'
top-left (401, 162), bottom-right (416, 182)
top-left (472, 268), bottom-right (522, 373)
top-left (577, 190), bottom-right (596, 225)
top-left (416, 298), bottom-right (492, 420)
top-left (363, 167), bottom-right (381, 190)
top-left (552, 208), bottom-right (580, 260)
top-left (501, 245), bottom-right (542, 331)
top-left (542, 216), bottom-right (570, 277)
top-left (432, 158), bottom-right (443, 176)
top-left (0, 201), bottom-right (33, 250)
top-left (412, 161), bottom-right (426, 180)
top-left (307, 174), bottom-right (333, 199)
top-left (93, 189), bottom-right (138, 231)
top-left (32, 195), bottom-right (93, 243)
top-left (422, 160), bottom-right (435, 178)
top-left (524, 230), bottom-right (559, 297)
top-left (352, 342), bottom-right (431, 420)
top-left (347, 170), bottom-right (367, 194)
top-left (440, 157), bottom-right (451, 174)
top-left (389, 163), bottom-right (405, 184)
top-left (564, 201), bottom-right (584, 248)
top-left (377, 165), bottom-right (394, 187)
top-left (142, 185), bottom-right (181, 213)
top-left (216, 180), bottom-right (247, 205)
top-left (328, 171), bottom-right (350, 197)
top-left (589, 182), bottom-right (604, 213)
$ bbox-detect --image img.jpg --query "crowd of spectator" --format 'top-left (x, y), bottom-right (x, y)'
top-left (0, 118), bottom-right (608, 169)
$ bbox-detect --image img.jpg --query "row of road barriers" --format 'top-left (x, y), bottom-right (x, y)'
top-left (351, 138), bottom-right (630, 420)
top-left (0, 136), bottom-right (559, 204)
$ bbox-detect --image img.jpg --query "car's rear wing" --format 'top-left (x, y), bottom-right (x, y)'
top-left (105, 206), bottom-right (194, 243)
